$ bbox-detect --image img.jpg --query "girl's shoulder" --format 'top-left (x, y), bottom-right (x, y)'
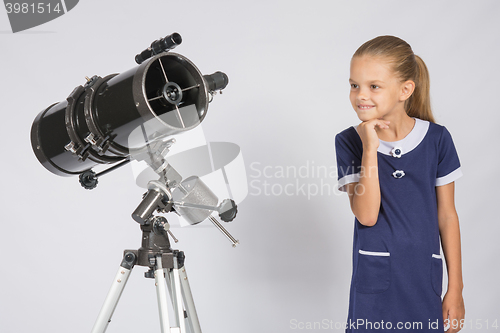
top-left (335, 125), bottom-right (362, 151)
top-left (424, 120), bottom-right (456, 146)
top-left (335, 125), bottom-right (360, 142)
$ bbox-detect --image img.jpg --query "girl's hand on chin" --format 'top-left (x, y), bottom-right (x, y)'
top-left (356, 119), bottom-right (390, 151)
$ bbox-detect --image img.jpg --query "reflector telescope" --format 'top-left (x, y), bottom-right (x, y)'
top-left (31, 33), bottom-right (228, 177)
top-left (29, 34), bottom-right (240, 332)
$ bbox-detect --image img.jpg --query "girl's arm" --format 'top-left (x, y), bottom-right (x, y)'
top-left (346, 119), bottom-right (390, 226)
top-left (436, 181), bottom-right (465, 333)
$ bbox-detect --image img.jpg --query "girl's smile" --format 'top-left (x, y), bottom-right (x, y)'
top-left (357, 104), bottom-right (375, 110)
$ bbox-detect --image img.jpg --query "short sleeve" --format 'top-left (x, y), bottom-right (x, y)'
top-left (335, 128), bottom-right (363, 192)
top-left (435, 126), bottom-right (463, 186)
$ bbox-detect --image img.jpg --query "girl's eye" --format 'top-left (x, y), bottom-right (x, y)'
top-left (350, 84), bottom-right (358, 89)
top-left (371, 85), bottom-right (379, 89)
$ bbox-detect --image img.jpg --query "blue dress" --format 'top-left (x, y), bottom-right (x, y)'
top-left (335, 118), bottom-right (462, 332)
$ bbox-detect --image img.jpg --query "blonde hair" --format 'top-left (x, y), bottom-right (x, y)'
top-left (353, 36), bottom-right (435, 123)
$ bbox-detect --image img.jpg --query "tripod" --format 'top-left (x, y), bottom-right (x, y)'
top-left (91, 217), bottom-right (202, 333)
top-left (88, 155), bottom-right (238, 333)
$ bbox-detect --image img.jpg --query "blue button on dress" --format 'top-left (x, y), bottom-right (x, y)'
top-left (335, 118), bottom-right (463, 332)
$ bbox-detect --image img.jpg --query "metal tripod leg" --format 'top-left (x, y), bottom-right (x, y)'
top-left (178, 265), bottom-right (202, 333)
top-left (164, 256), bottom-right (202, 333)
top-left (154, 255), bottom-right (174, 333)
top-left (155, 256), bottom-right (201, 333)
top-left (91, 252), bottom-right (136, 333)
top-left (173, 256), bottom-right (187, 333)
top-left (91, 250), bottom-right (202, 333)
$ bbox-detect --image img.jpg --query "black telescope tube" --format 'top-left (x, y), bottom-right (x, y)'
top-left (135, 33), bottom-right (182, 64)
top-left (31, 52), bottom-right (212, 177)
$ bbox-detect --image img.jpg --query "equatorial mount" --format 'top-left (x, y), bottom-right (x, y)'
top-left (133, 179), bottom-right (239, 247)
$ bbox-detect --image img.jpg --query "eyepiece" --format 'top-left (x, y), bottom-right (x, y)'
top-left (203, 71), bottom-right (229, 92)
top-left (135, 32), bottom-right (183, 64)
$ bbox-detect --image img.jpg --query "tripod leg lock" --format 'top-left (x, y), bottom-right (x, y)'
top-left (173, 250), bottom-right (185, 268)
top-left (120, 251), bottom-right (137, 270)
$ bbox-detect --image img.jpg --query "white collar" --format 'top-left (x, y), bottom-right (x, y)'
top-left (353, 118), bottom-right (430, 156)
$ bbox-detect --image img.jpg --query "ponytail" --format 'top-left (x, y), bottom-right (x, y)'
top-left (405, 55), bottom-right (434, 123)
top-left (353, 36), bottom-right (435, 123)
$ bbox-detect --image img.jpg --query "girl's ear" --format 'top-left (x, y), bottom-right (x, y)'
top-left (400, 80), bottom-right (415, 101)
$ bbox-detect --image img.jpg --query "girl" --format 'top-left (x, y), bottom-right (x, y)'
top-left (335, 36), bottom-right (465, 332)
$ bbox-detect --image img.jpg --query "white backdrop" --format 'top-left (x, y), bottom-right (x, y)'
top-left (1, 1), bottom-right (499, 332)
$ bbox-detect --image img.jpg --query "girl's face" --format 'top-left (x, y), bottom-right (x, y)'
top-left (349, 55), bottom-right (410, 122)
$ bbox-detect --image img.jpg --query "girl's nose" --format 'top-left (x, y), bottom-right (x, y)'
top-left (357, 88), bottom-right (369, 101)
